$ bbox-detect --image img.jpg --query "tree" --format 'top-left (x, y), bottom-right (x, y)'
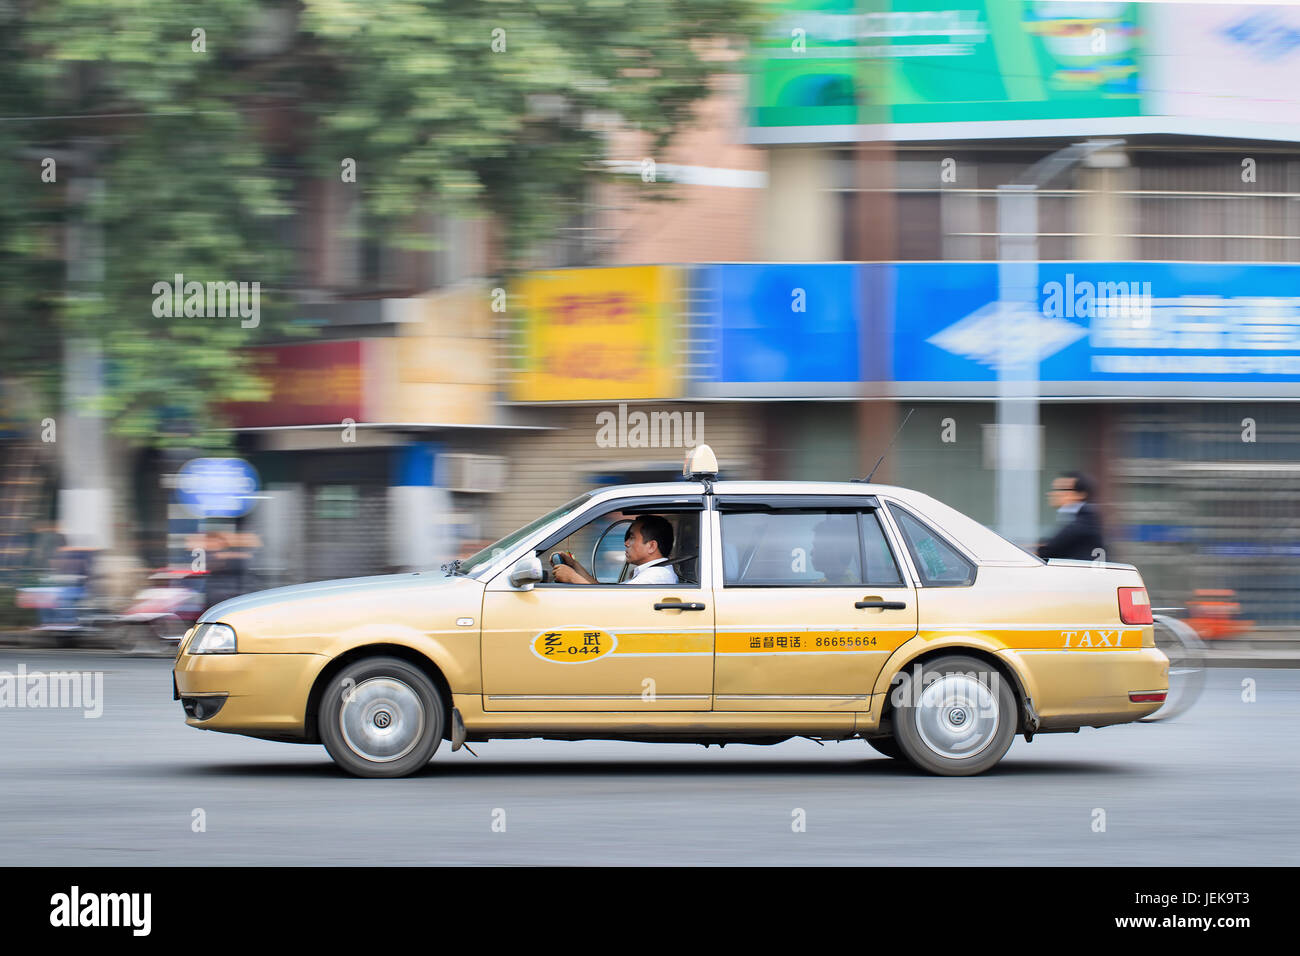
top-left (0, 0), bottom-right (762, 443)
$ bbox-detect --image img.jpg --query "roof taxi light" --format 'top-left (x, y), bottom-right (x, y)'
top-left (684, 443), bottom-right (719, 480)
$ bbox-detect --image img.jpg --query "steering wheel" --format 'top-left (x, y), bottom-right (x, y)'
top-left (545, 551), bottom-right (564, 583)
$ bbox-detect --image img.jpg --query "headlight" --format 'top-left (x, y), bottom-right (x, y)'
top-left (187, 623), bottom-right (237, 654)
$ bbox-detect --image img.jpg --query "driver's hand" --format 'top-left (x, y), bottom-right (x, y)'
top-left (553, 564), bottom-right (581, 584)
top-left (556, 550), bottom-right (577, 567)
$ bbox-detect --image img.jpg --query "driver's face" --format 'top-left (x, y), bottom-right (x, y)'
top-left (623, 524), bottom-right (657, 565)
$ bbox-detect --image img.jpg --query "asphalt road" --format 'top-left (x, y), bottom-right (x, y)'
top-left (1, 649), bottom-right (1296, 866)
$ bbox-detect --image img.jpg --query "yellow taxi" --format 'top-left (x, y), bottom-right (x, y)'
top-left (173, 445), bottom-right (1169, 777)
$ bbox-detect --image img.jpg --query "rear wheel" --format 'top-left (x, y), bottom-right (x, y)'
top-left (319, 656), bottom-right (444, 778)
top-left (892, 655), bottom-right (1016, 776)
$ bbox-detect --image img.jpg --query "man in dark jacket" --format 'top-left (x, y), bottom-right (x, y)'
top-left (1037, 471), bottom-right (1106, 561)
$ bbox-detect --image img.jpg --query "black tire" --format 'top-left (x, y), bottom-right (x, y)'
top-left (864, 735), bottom-right (905, 760)
top-left (318, 656), bottom-right (444, 778)
top-left (891, 654), bottom-right (1017, 776)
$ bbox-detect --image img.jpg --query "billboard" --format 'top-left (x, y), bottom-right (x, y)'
top-left (1144, 3), bottom-right (1300, 132)
top-left (692, 263), bottom-right (866, 395)
top-left (747, 1), bottom-right (1300, 143)
top-left (750, 0), bottom-right (1142, 140)
top-left (891, 261), bottom-right (1300, 398)
top-left (510, 266), bottom-right (682, 402)
top-left (225, 340), bottom-right (366, 428)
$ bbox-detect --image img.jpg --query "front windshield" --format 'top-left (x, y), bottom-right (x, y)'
top-left (457, 494), bottom-right (592, 578)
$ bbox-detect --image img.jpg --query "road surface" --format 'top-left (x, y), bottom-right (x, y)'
top-left (1, 649), bottom-right (1295, 865)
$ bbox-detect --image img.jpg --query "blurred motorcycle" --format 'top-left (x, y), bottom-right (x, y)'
top-left (109, 568), bottom-right (208, 656)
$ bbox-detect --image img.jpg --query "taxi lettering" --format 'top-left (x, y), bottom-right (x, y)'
top-left (1062, 629), bottom-right (1124, 648)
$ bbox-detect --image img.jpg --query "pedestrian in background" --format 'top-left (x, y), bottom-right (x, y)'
top-left (1037, 471), bottom-right (1106, 561)
top-left (203, 531), bottom-right (254, 611)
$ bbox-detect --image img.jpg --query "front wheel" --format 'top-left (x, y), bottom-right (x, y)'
top-left (319, 657), bottom-right (444, 778)
top-left (891, 655), bottom-right (1016, 776)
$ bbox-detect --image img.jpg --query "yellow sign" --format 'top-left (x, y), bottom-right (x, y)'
top-left (511, 266), bottom-right (680, 401)
top-left (531, 629), bottom-right (617, 663)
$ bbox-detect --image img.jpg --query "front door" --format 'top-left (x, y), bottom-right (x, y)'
top-left (480, 503), bottom-right (713, 712)
top-left (711, 502), bottom-right (917, 712)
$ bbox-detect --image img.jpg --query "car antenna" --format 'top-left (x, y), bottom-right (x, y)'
top-left (858, 407), bottom-right (915, 483)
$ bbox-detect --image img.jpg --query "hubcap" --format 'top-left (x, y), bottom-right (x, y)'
top-left (339, 677), bottom-right (425, 763)
top-left (914, 673), bottom-right (1000, 760)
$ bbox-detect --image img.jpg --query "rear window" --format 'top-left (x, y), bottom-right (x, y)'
top-left (889, 505), bottom-right (976, 587)
top-left (720, 508), bottom-right (904, 587)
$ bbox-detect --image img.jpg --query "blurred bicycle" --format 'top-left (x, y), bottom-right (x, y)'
top-left (1140, 609), bottom-right (1207, 721)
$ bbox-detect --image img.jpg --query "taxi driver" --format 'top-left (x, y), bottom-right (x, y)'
top-left (553, 514), bottom-right (677, 585)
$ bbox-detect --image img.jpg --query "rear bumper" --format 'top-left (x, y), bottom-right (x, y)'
top-left (1001, 647), bottom-right (1170, 729)
top-left (173, 652), bottom-right (329, 737)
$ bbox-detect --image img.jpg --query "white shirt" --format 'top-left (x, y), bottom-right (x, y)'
top-left (1057, 501), bottom-right (1084, 521)
top-left (629, 558), bottom-right (678, 585)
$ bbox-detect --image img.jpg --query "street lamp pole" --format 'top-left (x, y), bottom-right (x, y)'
top-left (995, 139), bottom-right (1124, 546)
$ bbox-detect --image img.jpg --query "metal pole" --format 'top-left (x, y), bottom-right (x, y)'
top-left (994, 139), bottom-right (1124, 545)
top-left (995, 184), bottom-right (1039, 546)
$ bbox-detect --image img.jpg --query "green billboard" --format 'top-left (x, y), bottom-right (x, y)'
top-left (749, 0), bottom-right (1142, 136)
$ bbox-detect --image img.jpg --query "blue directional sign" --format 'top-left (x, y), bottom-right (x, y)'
top-left (890, 261), bottom-right (1300, 397)
top-left (176, 457), bottom-right (260, 519)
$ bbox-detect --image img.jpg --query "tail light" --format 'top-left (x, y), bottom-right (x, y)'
top-left (1130, 692), bottom-right (1166, 703)
top-left (1118, 587), bottom-right (1153, 625)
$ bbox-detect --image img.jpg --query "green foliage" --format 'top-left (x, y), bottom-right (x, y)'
top-left (0, 0), bottom-right (762, 445)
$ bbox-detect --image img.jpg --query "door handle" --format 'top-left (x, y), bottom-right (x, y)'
top-left (655, 601), bottom-right (707, 611)
top-left (856, 600), bottom-right (907, 610)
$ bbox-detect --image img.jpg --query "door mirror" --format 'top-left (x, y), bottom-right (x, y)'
top-left (508, 554), bottom-right (543, 590)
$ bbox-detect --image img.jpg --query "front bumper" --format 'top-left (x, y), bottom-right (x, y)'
top-left (173, 651), bottom-right (329, 737)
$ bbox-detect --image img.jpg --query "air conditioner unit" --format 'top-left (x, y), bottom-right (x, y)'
top-left (439, 454), bottom-right (507, 493)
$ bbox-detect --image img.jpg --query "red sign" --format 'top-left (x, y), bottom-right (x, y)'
top-left (225, 341), bottom-right (364, 428)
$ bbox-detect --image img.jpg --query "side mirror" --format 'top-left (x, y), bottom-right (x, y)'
top-left (508, 554), bottom-right (543, 590)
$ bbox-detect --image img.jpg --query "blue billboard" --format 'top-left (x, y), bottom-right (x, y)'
top-left (891, 261), bottom-right (1300, 397)
top-left (692, 264), bottom-right (866, 396)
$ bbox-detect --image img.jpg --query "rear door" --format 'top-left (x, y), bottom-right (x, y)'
top-left (711, 497), bottom-right (917, 712)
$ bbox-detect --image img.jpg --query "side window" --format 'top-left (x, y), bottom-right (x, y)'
top-left (889, 505), bottom-right (976, 587)
top-left (537, 505), bottom-right (702, 586)
top-left (721, 510), bottom-right (863, 586)
top-left (860, 511), bottom-right (905, 587)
